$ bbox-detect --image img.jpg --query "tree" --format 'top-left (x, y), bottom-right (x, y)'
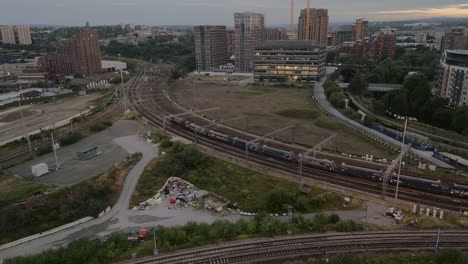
top-left (348, 74), bottom-right (367, 95)
top-left (329, 92), bottom-right (346, 109)
top-left (133, 33), bottom-right (139, 37)
top-left (326, 50), bottom-right (336, 63)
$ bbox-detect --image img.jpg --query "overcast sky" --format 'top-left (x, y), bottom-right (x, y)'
top-left (2, 0), bottom-right (468, 26)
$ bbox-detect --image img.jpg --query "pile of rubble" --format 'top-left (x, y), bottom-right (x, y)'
top-left (167, 178), bottom-right (207, 210)
top-left (133, 177), bottom-right (207, 210)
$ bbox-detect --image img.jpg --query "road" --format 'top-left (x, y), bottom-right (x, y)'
top-left (0, 131), bottom-right (394, 262)
top-left (0, 134), bottom-right (157, 262)
top-left (312, 81), bottom-right (452, 169)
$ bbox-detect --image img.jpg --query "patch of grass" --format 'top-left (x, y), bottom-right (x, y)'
top-left (131, 142), bottom-right (353, 214)
top-left (130, 158), bottom-right (170, 207)
top-left (233, 87), bottom-right (278, 96)
top-left (90, 121), bottom-right (113, 132)
top-left (0, 170), bottom-right (53, 208)
top-left (0, 153), bottom-right (141, 246)
top-left (275, 109), bottom-right (322, 120)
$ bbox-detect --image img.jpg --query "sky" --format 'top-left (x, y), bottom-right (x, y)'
top-left (1, 0), bottom-right (468, 26)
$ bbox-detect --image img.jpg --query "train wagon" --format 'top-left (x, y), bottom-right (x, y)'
top-left (301, 155), bottom-right (336, 171)
top-left (207, 130), bottom-right (232, 144)
top-left (392, 174), bottom-right (443, 193)
top-left (341, 163), bottom-right (383, 181)
top-left (261, 145), bottom-right (296, 162)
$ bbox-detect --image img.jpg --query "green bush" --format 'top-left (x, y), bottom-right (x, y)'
top-left (329, 92), bottom-right (346, 109)
top-left (37, 145), bottom-right (53, 156)
top-left (90, 121), bottom-right (112, 132)
top-left (60, 133), bottom-right (84, 146)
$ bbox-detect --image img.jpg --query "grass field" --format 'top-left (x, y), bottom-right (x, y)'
top-left (169, 81), bottom-right (392, 159)
top-left (0, 171), bottom-right (53, 208)
top-left (131, 141), bottom-right (361, 213)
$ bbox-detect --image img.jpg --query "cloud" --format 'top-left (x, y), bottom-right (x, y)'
top-left (111, 2), bottom-right (137, 6)
top-left (375, 4), bottom-right (468, 19)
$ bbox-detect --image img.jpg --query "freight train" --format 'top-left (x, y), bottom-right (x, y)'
top-left (170, 117), bottom-right (468, 198)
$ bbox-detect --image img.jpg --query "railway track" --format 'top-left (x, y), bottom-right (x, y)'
top-left (0, 94), bottom-right (124, 167)
top-left (120, 230), bottom-right (468, 264)
top-left (128, 65), bottom-right (468, 213)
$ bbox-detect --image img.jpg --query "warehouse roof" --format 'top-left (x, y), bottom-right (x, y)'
top-left (256, 40), bottom-right (323, 49)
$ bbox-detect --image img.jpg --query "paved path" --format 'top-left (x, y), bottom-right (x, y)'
top-left (313, 82), bottom-right (452, 168)
top-left (0, 129), bottom-right (394, 262)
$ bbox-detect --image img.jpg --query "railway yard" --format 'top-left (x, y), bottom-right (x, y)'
top-left (129, 65), bottom-right (468, 214)
top-left (1, 64), bottom-right (468, 263)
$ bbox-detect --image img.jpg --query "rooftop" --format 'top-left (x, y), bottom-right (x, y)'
top-left (446, 50), bottom-right (468, 56)
top-left (256, 40), bottom-right (323, 50)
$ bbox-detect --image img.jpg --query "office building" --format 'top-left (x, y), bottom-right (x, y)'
top-left (263, 28), bottom-right (288, 41)
top-left (0, 25), bottom-right (15, 44)
top-left (39, 29), bottom-right (102, 76)
top-left (436, 50), bottom-right (468, 106)
top-left (16, 25), bottom-right (32, 45)
top-left (254, 40), bottom-right (326, 82)
top-left (0, 53), bottom-right (23, 64)
top-left (298, 8), bottom-right (329, 45)
top-left (193, 25), bottom-right (227, 71)
top-left (234, 12), bottom-right (265, 72)
top-left (352, 18), bottom-right (368, 41)
top-left (441, 28), bottom-right (468, 52)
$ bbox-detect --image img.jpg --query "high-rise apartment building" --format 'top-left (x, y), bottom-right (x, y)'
top-left (352, 18), bottom-right (368, 41)
top-left (226, 30), bottom-right (235, 60)
top-left (436, 50), bottom-right (468, 106)
top-left (298, 8), bottom-right (329, 45)
top-left (39, 29), bottom-right (102, 76)
top-left (377, 28), bottom-right (397, 57)
top-left (234, 12), bottom-right (265, 72)
top-left (16, 25), bottom-right (32, 45)
top-left (263, 28), bottom-right (288, 41)
top-left (415, 32), bottom-right (427, 43)
top-left (337, 28), bottom-right (396, 60)
top-left (0, 25), bottom-right (16, 44)
top-left (193, 25), bottom-right (227, 71)
top-left (334, 31), bottom-right (355, 46)
top-left (441, 28), bottom-right (468, 52)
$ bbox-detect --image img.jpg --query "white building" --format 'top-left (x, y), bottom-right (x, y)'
top-left (436, 50), bottom-right (468, 106)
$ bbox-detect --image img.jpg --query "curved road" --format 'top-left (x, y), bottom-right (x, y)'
top-left (0, 135), bottom-right (158, 262)
top-left (312, 82), bottom-right (452, 169)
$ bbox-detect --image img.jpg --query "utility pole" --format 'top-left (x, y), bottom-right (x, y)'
top-left (51, 132), bottom-right (60, 171)
top-left (18, 83), bottom-right (32, 154)
top-left (393, 118), bottom-right (408, 210)
top-left (153, 226), bottom-right (158, 256)
top-left (121, 68), bottom-right (127, 117)
top-left (435, 228), bottom-right (441, 254)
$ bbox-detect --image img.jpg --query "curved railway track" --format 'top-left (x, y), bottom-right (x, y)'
top-left (128, 66), bottom-right (468, 213)
top-left (119, 230), bottom-right (468, 264)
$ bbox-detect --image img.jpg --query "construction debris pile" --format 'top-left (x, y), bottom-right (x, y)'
top-left (133, 177), bottom-right (208, 211)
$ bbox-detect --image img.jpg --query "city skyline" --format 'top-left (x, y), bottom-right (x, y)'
top-left (1, 1), bottom-right (468, 26)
